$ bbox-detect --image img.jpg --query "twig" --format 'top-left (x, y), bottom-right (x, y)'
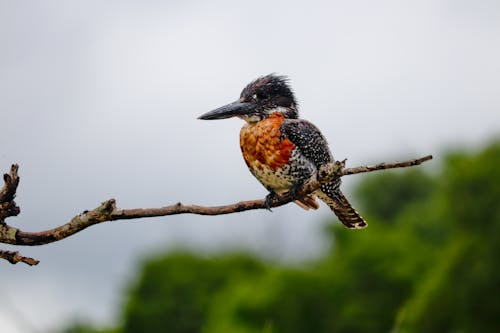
top-left (0, 250), bottom-right (39, 266)
top-left (0, 155), bottom-right (432, 265)
top-left (0, 164), bottom-right (20, 222)
top-left (342, 155), bottom-right (433, 175)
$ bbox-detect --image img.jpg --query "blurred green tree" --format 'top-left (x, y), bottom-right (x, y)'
top-left (394, 142), bottom-right (500, 332)
top-left (122, 253), bottom-right (266, 333)
top-left (59, 322), bottom-right (117, 333)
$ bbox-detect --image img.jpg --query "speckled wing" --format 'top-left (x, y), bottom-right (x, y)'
top-left (280, 119), bottom-right (333, 210)
top-left (281, 119), bottom-right (367, 228)
top-left (280, 119), bottom-right (334, 168)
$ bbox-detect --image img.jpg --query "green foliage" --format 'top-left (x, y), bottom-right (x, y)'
top-left (59, 322), bottom-right (118, 333)
top-left (444, 143), bottom-right (500, 232)
top-left (353, 168), bottom-right (434, 221)
top-left (122, 253), bottom-right (266, 333)
top-left (61, 140), bottom-right (500, 333)
top-left (394, 142), bottom-right (500, 332)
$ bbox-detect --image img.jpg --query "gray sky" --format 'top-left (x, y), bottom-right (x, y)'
top-left (1, 1), bottom-right (499, 332)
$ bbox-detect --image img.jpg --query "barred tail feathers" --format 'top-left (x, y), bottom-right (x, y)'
top-left (316, 190), bottom-right (367, 229)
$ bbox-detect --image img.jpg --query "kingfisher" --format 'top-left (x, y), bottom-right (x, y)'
top-left (198, 74), bottom-right (367, 229)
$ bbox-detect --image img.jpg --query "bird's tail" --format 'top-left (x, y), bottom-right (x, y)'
top-left (316, 187), bottom-right (367, 229)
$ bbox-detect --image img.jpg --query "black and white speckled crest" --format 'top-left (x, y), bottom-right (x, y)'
top-left (240, 74), bottom-right (298, 119)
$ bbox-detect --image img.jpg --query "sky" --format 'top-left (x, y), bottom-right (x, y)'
top-left (1, 1), bottom-right (499, 332)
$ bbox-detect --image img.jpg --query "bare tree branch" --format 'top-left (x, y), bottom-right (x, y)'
top-left (0, 155), bottom-right (432, 265)
top-left (0, 164), bottom-right (20, 222)
top-left (0, 250), bottom-right (39, 266)
top-left (342, 155), bottom-right (433, 175)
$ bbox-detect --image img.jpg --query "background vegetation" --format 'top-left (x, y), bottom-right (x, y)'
top-left (62, 140), bottom-right (500, 333)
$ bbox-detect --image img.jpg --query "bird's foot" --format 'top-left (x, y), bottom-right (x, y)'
top-left (289, 183), bottom-right (303, 201)
top-left (264, 191), bottom-right (278, 212)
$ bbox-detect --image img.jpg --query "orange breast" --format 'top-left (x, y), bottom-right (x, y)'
top-left (239, 113), bottom-right (295, 171)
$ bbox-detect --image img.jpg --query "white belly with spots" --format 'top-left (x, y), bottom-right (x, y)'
top-left (250, 164), bottom-right (294, 193)
top-left (248, 150), bottom-right (317, 193)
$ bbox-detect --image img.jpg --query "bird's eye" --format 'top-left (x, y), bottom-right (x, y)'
top-left (252, 94), bottom-right (258, 100)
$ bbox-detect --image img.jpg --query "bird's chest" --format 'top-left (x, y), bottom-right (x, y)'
top-left (239, 115), bottom-right (301, 191)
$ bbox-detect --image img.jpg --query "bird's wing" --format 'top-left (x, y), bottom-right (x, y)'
top-left (280, 119), bottom-right (333, 168)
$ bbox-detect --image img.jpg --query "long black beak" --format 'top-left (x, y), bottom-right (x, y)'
top-left (198, 101), bottom-right (254, 120)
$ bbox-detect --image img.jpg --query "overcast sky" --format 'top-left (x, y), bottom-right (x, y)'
top-left (1, 1), bottom-right (499, 332)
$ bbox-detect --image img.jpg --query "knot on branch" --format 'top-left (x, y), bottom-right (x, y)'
top-left (318, 160), bottom-right (346, 182)
top-left (80, 199), bottom-right (117, 224)
top-left (0, 201), bottom-right (20, 222)
top-left (0, 223), bottom-right (18, 243)
top-left (100, 199), bottom-right (117, 215)
top-left (0, 164), bottom-right (21, 222)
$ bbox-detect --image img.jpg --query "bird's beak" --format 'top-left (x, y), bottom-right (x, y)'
top-left (198, 101), bottom-right (254, 120)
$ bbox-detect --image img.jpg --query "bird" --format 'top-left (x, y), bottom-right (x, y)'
top-left (198, 74), bottom-right (367, 229)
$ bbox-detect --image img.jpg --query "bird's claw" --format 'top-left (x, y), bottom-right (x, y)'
top-left (289, 183), bottom-right (302, 201)
top-left (264, 192), bottom-right (278, 212)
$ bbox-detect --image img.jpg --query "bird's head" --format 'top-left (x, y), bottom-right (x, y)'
top-left (198, 74), bottom-right (298, 123)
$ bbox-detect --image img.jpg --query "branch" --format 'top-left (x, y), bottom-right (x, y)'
top-left (0, 250), bottom-right (39, 266)
top-left (0, 164), bottom-right (20, 222)
top-left (0, 155), bottom-right (432, 265)
top-left (342, 155), bottom-right (433, 175)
